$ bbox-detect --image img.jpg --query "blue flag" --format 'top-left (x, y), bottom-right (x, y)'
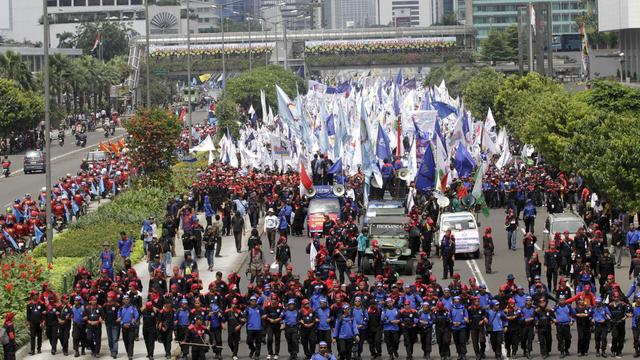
top-left (40, 193), bottom-right (47, 206)
top-left (402, 78), bottom-right (417, 90)
top-left (71, 201), bottom-right (80, 215)
top-left (395, 69), bottom-right (403, 85)
top-left (112, 181), bottom-right (117, 195)
top-left (414, 120), bottom-right (427, 140)
top-left (244, 132), bottom-right (255, 147)
top-left (432, 101), bottom-right (458, 119)
top-left (376, 124), bottom-right (393, 161)
top-left (454, 144), bottom-right (476, 178)
top-left (3, 229), bottom-right (18, 250)
top-left (326, 114), bottom-right (336, 136)
top-left (99, 177), bottom-right (105, 193)
top-left (462, 111), bottom-right (470, 137)
top-left (416, 142), bottom-right (436, 190)
top-left (33, 224), bottom-right (44, 245)
top-left (328, 158), bottom-right (343, 174)
top-left (377, 84), bottom-right (383, 104)
top-left (64, 204), bottom-right (71, 223)
top-left (393, 86), bottom-right (400, 115)
top-left (421, 91), bottom-right (432, 110)
top-left (12, 207), bottom-right (23, 222)
top-left (90, 182), bottom-right (98, 196)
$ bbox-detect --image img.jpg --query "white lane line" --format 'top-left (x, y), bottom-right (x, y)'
top-left (521, 228), bottom-right (542, 251)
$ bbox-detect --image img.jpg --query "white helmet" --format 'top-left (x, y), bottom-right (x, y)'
top-left (101, 168), bottom-right (107, 175)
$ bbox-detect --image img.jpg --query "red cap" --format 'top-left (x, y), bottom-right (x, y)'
top-left (89, 296), bottom-right (97, 302)
top-left (453, 273), bottom-right (460, 279)
top-left (145, 301), bottom-right (153, 309)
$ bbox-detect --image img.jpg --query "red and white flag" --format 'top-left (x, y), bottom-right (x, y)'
top-left (91, 33), bottom-right (101, 52)
top-left (300, 162), bottom-right (313, 190)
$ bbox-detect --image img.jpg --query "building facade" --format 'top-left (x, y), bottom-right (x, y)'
top-left (472, 0), bottom-right (585, 40)
top-left (598, 0), bottom-right (639, 80)
top-left (378, 0), bottom-right (434, 27)
top-left (323, 0), bottom-right (377, 29)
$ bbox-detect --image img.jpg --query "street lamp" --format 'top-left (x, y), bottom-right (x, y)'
top-left (187, 0), bottom-right (192, 150)
top-left (145, 0), bottom-right (150, 107)
top-left (247, 16), bottom-right (253, 73)
top-left (42, 0), bottom-right (53, 264)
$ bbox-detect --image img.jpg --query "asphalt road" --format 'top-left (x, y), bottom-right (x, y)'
top-left (227, 205), bottom-right (639, 360)
top-left (0, 128), bottom-right (126, 209)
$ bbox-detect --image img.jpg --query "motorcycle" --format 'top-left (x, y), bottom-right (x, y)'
top-left (103, 124), bottom-right (110, 138)
top-left (2, 160), bottom-right (10, 178)
top-left (75, 133), bottom-right (87, 147)
top-left (58, 132), bottom-right (65, 147)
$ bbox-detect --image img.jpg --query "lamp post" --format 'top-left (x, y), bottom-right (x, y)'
top-left (42, 0), bottom-right (53, 264)
top-left (145, 0), bottom-right (150, 107)
top-left (187, 0), bottom-right (192, 150)
top-left (247, 16), bottom-right (252, 73)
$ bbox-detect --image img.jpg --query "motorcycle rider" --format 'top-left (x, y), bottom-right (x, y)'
top-left (2, 155), bottom-right (11, 176)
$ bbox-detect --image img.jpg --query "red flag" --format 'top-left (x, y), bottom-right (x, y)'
top-left (300, 162), bottom-right (313, 189)
top-left (440, 172), bottom-right (448, 192)
top-left (91, 33), bottom-right (101, 52)
top-left (99, 141), bottom-right (111, 153)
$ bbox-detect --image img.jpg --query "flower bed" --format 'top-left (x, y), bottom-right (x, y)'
top-left (150, 43), bottom-right (274, 58)
top-left (304, 37), bottom-right (457, 55)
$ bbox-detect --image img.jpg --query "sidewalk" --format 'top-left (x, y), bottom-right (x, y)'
top-left (18, 212), bottom-right (250, 360)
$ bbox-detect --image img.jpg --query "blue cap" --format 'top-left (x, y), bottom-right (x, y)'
top-left (385, 297), bottom-right (393, 302)
top-left (250, 296), bottom-right (257, 301)
top-left (180, 298), bottom-right (188, 304)
top-left (264, 284), bottom-right (271, 289)
top-left (74, 296), bottom-right (82, 301)
top-left (319, 341), bottom-right (328, 347)
top-left (342, 304), bottom-right (350, 309)
top-left (526, 296), bottom-right (532, 301)
top-left (507, 274), bottom-right (515, 280)
top-left (287, 299), bottom-right (296, 305)
top-left (443, 287), bottom-right (450, 291)
top-left (492, 300), bottom-right (500, 306)
top-left (595, 297), bottom-right (602, 303)
top-left (517, 285), bottom-right (524, 290)
top-left (479, 284), bottom-right (486, 289)
top-left (354, 296), bottom-right (362, 302)
top-left (453, 296), bottom-right (461, 301)
top-left (320, 297), bottom-right (327, 303)
top-left (122, 295), bottom-right (130, 300)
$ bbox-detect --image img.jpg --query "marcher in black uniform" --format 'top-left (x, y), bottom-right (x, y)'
top-left (535, 299), bottom-right (554, 358)
top-left (157, 302), bottom-right (175, 358)
top-left (84, 296), bottom-right (104, 357)
top-left (103, 294), bottom-right (120, 359)
top-left (519, 296), bottom-right (536, 359)
top-left (57, 295), bottom-right (73, 356)
top-left (574, 299), bottom-right (592, 356)
top-left (2, 312), bottom-right (17, 360)
top-left (186, 316), bottom-right (211, 360)
top-left (141, 302), bottom-right (157, 360)
top-left (44, 294), bottom-right (60, 355)
top-left (175, 298), bottom-right (192, 359)
top-left (434, 302), bottom-right (452, 360)
top-left (223, 299), bottom-right (244, 360)
top-left (467, 297), bottom-right (487, 360)
top-left (282, 300), bottom-right (301, 360)
top-left (503, 299), bottom-right (522, 358)
top-left (299, 299), bottom-right (317, 359)
top-left (554, 296), bottom-right (574, 358)
top-left (265, 297), bottom-right (284, 359)
top-left (366, 301), bottom-right (383, 359)
top-left (609, 294), bottom-right (629, 358)
top-left (441, 230), bottom-right (456, 279)
top-left (26, 290), bottom-right (45, 355)
top-left (399, 300), bottom-right (418, 360)
top-left (117, 294), bottom-right (140, 360)
top-left (592, 298), bottom-right (611, 357)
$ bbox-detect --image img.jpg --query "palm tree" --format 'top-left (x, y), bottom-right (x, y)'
top-left (0, 51), bottom-right (35, 91)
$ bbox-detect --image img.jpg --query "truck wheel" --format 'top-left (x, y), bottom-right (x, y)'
top-left (405, 259), bottom-right (415, 275)
top-left (362, 256), bottom-right (372, 274)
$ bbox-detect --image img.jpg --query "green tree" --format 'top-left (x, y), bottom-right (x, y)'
top-left (221, 65), bottom-right (305, 119)
top-left (216, 98), bottom-right (242, 139)
top-left (0, 50), bottom-right (35, 91)
top-left (139, 76), bottom-right (174, 107)
top-left (74, 22), bottom-right (130, 61)
top-left (0, 78), bottom-right (43, 135)
top-left (438, 12), bottom-right (459, 25)
top-left (124, 108), bottom-right (181, 185)
top-left (480, 29), bottom-right (516, 63)
top-left (424, 61), bottom-right (476, 97)
top-left (576, 79), bottom-right (640, 115)
top-left (462, 67), bottom-right (505, 119)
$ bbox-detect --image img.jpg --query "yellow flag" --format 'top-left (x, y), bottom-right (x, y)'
top-left (198, 73), bottom-right (212, 83)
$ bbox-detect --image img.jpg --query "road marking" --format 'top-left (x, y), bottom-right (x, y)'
top-left (521, 228), bottom-right (542, 251)
top-left (1, 132), bottom-right (126, 208)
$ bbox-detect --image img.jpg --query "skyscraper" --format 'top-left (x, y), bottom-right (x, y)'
top-left (323, 0), bottom-right (377, 29)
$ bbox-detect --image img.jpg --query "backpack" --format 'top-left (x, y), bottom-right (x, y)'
top-left (0, 326), bottom-right (9, 345)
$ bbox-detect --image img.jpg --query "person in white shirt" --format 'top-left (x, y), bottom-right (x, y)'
top-left (263, 208), bottom-right (280, 254)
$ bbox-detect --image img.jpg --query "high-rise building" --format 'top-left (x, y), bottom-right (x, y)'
top-left (323, 0), bottom-right (377, 29)
top-left (598, 0), bottom-right (639, 80)
top-left (472, 0), bottom-right (586, 40)
top-left (257, 0), bottom-right (319, 30)
top-left (378, 0), bottom-right (433, 27)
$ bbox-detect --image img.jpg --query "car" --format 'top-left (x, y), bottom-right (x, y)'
top-left (437, 211), bottom-right (480, 258)
top-left (543, 212), bottom-right (587, 249)
top-left (23, 150), bottom-right (46, 174)
top-left (363, 200), bottom-right (405, 227)
top-left (84, 151), bottom-right (109, 164)
top-left (363, 215), bottom-right (415, 275)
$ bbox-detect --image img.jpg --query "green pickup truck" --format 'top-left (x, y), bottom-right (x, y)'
top-left (362, 215), bottom-right (415, 275)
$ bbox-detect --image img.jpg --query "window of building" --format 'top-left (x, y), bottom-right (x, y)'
top-left (59, 0), bottom-right (71, 6)
top-left (88, 0), bottom-right (100, 5)
top-left (102, 0), bottom-right (114, 5)
top-left (130, 0), bottom-right (141, 4)
top-left (74, 0), bottom-right (85, 5)
top-left (47, 0), bottom-right (57, 6)
top-left (117, 0), bottom-right (128, 5)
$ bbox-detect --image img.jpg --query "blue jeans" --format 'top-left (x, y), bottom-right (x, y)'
top-left (507, 230), bottom-right (517, 250)
top-left (163, 251), bottom-right (172, 276)
top-left (205, 249), bottom-right (214, 268)
top-left (106, 324), bottom-right (119, 356)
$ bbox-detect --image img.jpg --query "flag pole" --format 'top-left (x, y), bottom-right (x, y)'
top-left (396, 115), bottom-right (401, 157)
